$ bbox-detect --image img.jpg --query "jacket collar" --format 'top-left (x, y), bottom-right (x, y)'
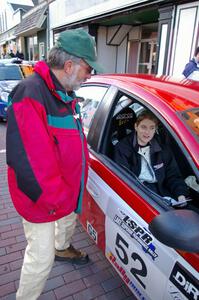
top-left (34, 61), bottom-right (56, 92)
top-left (132, 131), bottom-right (162, 153)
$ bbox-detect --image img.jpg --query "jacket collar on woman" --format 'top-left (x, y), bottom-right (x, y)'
top-left (132, 131), bottom-right (162, 154)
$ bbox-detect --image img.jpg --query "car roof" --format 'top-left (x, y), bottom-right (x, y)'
top-left (0, 58), bottom-right (22, 63)
top-left (87, 74), bottom-right (199, 112)
top-left (0, 63), bottom-right (23, 68)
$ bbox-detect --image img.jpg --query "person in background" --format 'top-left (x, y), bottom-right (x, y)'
top-left (16, 50), bottom-right (24, 60)
top-left (6, 29), bottom-right (102, 300)
top-left (9, 49), bottom-right (15, 57)
top-left (114, 110), bottom-right (189, 203)
top-left (182, 46), bottom-right (199, 81)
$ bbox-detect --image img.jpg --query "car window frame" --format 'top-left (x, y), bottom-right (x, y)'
top-left (76, 84), bottom-right (109, 135)
top-left (85, 85), bottom-right (170, 212)
top-left (179, 108), bottom-right (199, 143)
top-left (100, 87), bottom-right (199, 178)
top-left (86, 84), bottom-right (118, 150)
top-left (86, 85), bottom-right (199, 212)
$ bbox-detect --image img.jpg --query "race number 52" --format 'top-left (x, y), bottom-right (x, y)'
top-left (115, 233), bottom-right (147, 289)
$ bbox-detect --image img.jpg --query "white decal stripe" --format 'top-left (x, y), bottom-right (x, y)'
top-left (87, 167), bottom-right (199, 300)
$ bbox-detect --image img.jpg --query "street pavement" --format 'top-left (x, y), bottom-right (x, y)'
top-left (0, 122), bottom-right (136, 300)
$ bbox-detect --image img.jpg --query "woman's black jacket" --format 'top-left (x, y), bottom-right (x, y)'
top-left (113, 132), bottom-right (189, 199)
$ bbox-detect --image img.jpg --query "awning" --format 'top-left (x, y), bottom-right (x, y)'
top-left (52, 0), bottom-right (159, 32)
top-left (14, 4), bottom-right (47, 37)
top-left (0, 27), bottom-right (17, 45)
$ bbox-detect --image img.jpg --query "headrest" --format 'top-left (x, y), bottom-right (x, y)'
top-left (113, 107), bottom-right (136, 129)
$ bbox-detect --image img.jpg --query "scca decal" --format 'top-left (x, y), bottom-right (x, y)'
top-left (169, 262), bottom-right (199, 300)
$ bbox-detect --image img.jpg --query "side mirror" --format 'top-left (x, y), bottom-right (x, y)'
top-left (149, 209), bottom-right (199, 252)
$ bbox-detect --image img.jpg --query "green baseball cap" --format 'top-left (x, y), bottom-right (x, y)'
top-left (56, 29), bottom-right (103, 73)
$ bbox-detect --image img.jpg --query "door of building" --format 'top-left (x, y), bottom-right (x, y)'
top-left (127, 23), bottom-right (158, 75)
top-left (138, 40), bottom-right (157, 74)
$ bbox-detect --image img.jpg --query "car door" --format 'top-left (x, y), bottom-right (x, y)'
top-left (76, 84), bottom-right (114, 249)
top-left (78, 84), bottom-right (199, 300)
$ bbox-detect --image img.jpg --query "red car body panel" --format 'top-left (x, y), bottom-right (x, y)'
top-left (79, 74), bottom-right (199, 297)
top-left (81, 153), bottom-right (199, 273)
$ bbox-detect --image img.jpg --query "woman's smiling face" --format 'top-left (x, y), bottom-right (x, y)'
top-left (135, 118), bottom-right (156, 146)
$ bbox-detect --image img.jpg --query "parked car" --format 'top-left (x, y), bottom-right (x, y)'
top-left (0, 63), bottom-right (33, 120)
top-left (76, 74), bottom-right (199, 300)
top-left (0, 57), bottom-right (23, 65)
top-left (0, 58), bottom-right (37, 67)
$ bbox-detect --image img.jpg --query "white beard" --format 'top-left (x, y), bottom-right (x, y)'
top-left (65, 65), bottom-right (82, 91)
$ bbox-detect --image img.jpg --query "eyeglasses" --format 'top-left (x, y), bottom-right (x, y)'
top-left (78, 60), bottom-right (93, 74)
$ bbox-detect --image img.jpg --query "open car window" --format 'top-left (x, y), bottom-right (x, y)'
top-left (76, 85), bottom-right (108, 135)
top-left (103, 91), bottom-right (199, 213)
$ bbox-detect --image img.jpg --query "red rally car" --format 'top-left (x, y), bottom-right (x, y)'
top-left (76, 74), bottom-right (199, 300)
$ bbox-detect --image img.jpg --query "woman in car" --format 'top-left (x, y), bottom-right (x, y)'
top-left (114, 110), bottom-right (189, 205)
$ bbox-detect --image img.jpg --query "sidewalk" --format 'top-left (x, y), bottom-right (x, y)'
top-left (0, 123), bottom-right (134, 300)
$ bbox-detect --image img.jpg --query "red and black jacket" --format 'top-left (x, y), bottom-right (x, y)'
top-left (6, 61), bottom-right (89, 223)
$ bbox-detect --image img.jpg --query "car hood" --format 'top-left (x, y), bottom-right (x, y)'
top-left (0, 80), bottom-right (20, 92)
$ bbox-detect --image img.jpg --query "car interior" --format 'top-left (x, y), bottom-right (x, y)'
top-left (104, 92), bottom-right (199, 212)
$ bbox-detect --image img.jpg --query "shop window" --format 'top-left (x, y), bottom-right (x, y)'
top-left (128, 23), bottom-right (158, 74)
top-left (28, 36), bottom-right (38, 61)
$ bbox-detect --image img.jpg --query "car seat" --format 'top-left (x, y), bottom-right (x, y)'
top-left (111, 106), bottom-right (136, 145)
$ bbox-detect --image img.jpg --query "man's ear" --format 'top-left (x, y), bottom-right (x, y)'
top-left (64, 60), bottom-right (73, 75)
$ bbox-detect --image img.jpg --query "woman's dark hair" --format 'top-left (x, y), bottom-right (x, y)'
top-left (136, 110), bottom-right (159, 126)
top-left (194, 46), bottom-right (199, 56)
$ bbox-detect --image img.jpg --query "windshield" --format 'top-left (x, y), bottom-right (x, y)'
top-left (0, 65), bottom-right (23, 81)
top-left (181, 108), bottom-right (199, 140)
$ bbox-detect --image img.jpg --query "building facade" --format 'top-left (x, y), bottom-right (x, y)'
top-left (0, 0), bottom-right (34, 57)
top-left (0, 0), bottom-right (48, 60)
top-left (49, 0), bottom-right (199, 76)
top-left (0, 0), bottom-right (199, 77)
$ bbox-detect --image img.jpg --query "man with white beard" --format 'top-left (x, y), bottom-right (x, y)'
top-left (6, 29), bottom-right (102, 300)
